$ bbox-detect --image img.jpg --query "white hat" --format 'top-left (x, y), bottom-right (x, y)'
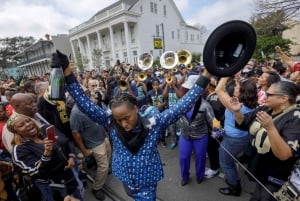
top-left (182, 75), bottom-right (199, 89)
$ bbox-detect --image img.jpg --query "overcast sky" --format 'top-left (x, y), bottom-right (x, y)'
top-left (0, 0), bottom-right (255, 39)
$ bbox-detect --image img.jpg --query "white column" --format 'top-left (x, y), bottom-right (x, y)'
top-left (109, 26), bottom-right (116, 63)
top-left (96, 30), bottom-right (103, 50)
top-left (77, 38), bottom-right (84, 55)
top-left (70, 40), bottom-right (76, 62)
top-left (86, 35), bottom-right (93, 70)
top-left (123, 21), bottom-right (132, 64)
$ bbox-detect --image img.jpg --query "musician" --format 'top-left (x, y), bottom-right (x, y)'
top-left (113, 72), bottom-right (135, 97)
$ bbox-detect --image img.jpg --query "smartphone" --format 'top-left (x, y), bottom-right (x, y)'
top-left (46, 125), bottom-right (56, 142)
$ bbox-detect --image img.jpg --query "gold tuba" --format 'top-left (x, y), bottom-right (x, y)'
top-left (160, 51), bottom-right (178, 69)
top-left (177, 49), bottom-right (192, 66)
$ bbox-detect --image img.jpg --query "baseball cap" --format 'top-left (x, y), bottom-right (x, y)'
top-left (293, 62), bottom-right (300, 72)
top-left (178, 64), bottom-right (185, 69)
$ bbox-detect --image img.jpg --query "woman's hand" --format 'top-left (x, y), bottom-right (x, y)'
top-left (64, 157), bottom-right (75, 170)
top-left (43, 139), bottom-right (54, 156)
top-left (256, 111), bottom-right (275, 130)
top-left (230, 97), bottom-right (243, 112)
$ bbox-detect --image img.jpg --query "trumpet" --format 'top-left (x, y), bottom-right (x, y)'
top-left (172, 67), bottom-right (178, 73)
top-left (165, 75), bottom-right (173, 84)
top-left (137, 71), bottom-right (147, 82)
top-left (187, 63), bottom-right (193, 70)
top-left (160, 51), bottom-right (178, 69)
top-left (118, 80), bottom-right (128, 91)
top-left (177, 49), bottom-right (192, 66)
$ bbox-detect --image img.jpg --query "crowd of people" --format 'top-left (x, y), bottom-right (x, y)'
top-left (0, 47), bottom-right (299, 201)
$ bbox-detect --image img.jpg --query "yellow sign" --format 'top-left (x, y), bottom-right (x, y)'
top-left (153, 38), bottom-right (163, 49)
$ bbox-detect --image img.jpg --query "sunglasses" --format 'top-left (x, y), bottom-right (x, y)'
top-left (265, 92), bottom-right (285, 98)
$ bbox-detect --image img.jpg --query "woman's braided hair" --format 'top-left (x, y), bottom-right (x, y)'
top-left (109, 92), bottom-right (138, 109)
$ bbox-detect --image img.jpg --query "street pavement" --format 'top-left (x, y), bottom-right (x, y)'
top-left (83, 138), bottom-right (255, 201)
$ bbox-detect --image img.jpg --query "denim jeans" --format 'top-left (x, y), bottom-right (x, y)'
top-left (219, 134), bottom-right (250, 186)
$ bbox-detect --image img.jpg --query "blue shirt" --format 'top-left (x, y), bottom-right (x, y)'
top-left (224, 105), bottom-right (253, 138)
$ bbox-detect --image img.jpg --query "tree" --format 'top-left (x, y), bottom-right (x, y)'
top-left (0, 36), bottom-right (35, 67)
top-left (92, 48), bottom-right (102, 71)
top-left (74, 48), bottom-right (83, 71)
top-left (256, 0), bottom-right (300, 19)
top-left (251, 8), bottom-right (293, 61)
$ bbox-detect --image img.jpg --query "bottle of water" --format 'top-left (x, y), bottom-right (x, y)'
top-left (49, 67), bottom-right (65, 100)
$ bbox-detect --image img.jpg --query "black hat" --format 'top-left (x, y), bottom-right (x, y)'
top-left (203, 20), bottom-right (256, 77)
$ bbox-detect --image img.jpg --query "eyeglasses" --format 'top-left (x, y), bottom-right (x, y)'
top-left (91, 85), bottom-right (97, 87)
top-left (265, 92), bottom-right (285, 98)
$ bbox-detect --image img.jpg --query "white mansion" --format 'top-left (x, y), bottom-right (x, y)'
top-left (69, 0), bottom-right (203, 70)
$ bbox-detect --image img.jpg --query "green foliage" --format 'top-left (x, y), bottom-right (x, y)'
top-left (191, 52), bottom-right (201, 64)
top-left (251, 9), bottom-right (293, 61)
top-left (153, 56), bottom-right (160, 67)
top-left (0, 36), bottom-right (35, 67)
top-left (253, 36), bottom-right (292, 61)
top-left (252, 10), bottom-right (288, 37)
top-left (92, 48), bottom-right (102, 71)
top-left (74, 49), bottom-right (83, 71)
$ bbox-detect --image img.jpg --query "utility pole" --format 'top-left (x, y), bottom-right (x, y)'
top-left (161, 23), bottom-right (165, 53)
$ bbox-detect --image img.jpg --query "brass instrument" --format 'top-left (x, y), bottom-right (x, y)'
top-left (153, 90), bottom-right (159, 107)
top-left (187, 63), bottom-right (193, 70)
top-left (172, 67), bottom-right (178, 73)
top-left (137, 71), bottom-right (147, 82)
top-left (165, 75), bottom-right (173, 84)
top-left (118, 80), bottom-right (128, 91)
top-left (118, 70), bottom-right (133, 91)
top-left (177, 49), bottom-right (192, 66)
top-left (138, 52), bottom-right (153, 71)
top-left (160, 51), bottom-right (178, 70)
top-left (137, 52), bottom-right (153, 82)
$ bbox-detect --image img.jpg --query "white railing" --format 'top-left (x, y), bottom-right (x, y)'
top-left (109, 4), bottom-right (123, 15)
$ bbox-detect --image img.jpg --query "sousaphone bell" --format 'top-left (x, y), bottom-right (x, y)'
top-left (160, 51), bottom-right (178, 70)
top-left (177, 49), bottom-right (192, 66)
top-left (137, 52), bottom-right (153, 81)
top-left (203, 20), bottom-right (257, 77)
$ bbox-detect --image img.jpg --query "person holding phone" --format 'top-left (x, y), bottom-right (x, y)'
top-left (6, 114), bottom-right (83, 201)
